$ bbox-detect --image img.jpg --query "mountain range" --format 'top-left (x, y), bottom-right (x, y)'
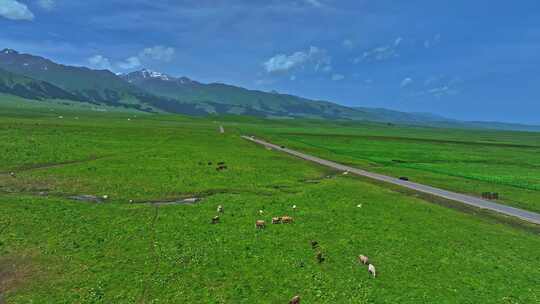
top-left (0, 48), bottom-right (538, 131)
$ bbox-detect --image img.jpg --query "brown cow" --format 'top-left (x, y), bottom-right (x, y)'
top-left (358, 255), bottom-right (369, 265)
top-left (255, 220), bottom-right (266, 229)
top-left (272, 217), bottom-right (282, 224)
top-left (316, 251), bottom-right (325, 263)
top-left (281, 216), bottom-right (294, 224)
top-left (289, 295), bottom-right (301, 304)
top-left (211, 216), bottom-right (220, 224)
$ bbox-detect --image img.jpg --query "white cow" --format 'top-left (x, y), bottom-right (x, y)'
top-left (368, 264), bottom-right (376, 278)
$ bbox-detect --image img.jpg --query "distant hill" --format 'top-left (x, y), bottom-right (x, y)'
top-left (0, 49), bottom-right (538, 131)
top-left (121, 69), bottom-right (375, 119)
top-left (353, 107), bottom-right (458, 124)
top-left (0, 67), bottom-right (80, 101)
top-left (0, 49), bottom-right (142, 104)
top-left (0, 49), bottom-right (209, 113)
top-left (0, 49), bottom-right (373, 119)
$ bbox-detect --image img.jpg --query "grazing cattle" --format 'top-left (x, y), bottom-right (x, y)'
top-left (129, 199), bottom-right (134, 204)
top-left (9, 172), bottom-right (15, 178)
top-left (102, 195), bottom-right (109, 200)
top-left (211, 216), bottom-right (220, 224)
top-left (310, 240), bottom-right (319, 249)
top-left (208, 162), bottom-right (213, 166)
top-left (281, 216), bottom-right (294, 224)
top-left (259, 210), bottom-right (264, 215)
top-left (217, 162), bottom-right (225, 166)
top-left (216, 165), bottom-right (228, 171)
top-left (368, 264), bottom-right (376, 278)
top-left (255, 220), bottom-right (266, 229)
top-left (316, 251), bottom-right (325, 263)
top-left (272, 217), bottom-right (282, 224)
top-left (217, 205), bottom-right (224, 213)
top-left (289, 295), bottom-right (301, 304)
top-left (358, 255), bottom-right (369, 265)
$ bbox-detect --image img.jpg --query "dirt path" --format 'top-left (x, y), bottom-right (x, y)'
top-left (243, 136), bottom-right (540, 225)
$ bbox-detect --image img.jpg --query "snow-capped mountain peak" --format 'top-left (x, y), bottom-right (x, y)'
top-left (122, 69), bottom-right (198, 85)
top-left (139, 69), bottom-right (172, 81)
top-left (1, 48), bottom-right (18, 55)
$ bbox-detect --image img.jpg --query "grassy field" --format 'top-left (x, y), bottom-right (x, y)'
top-left (240, 122), bottom-right (540, 213)
top-left (1, 105), bottom-right (539, 303)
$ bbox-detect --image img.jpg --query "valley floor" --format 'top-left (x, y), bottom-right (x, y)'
top-left (1, 107), bottom-right (539, 303)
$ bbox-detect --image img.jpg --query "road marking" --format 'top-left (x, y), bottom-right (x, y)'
top-left (242, 136), bottom-right (540, 225)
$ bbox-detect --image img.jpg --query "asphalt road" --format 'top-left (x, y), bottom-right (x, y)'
top-left (242, 136), bottom-right (540, 225)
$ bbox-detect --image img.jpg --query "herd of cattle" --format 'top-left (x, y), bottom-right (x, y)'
top-left (199, 161), bottom-right (228, 171)
top-left (210, 204), bottom-right (378, 303)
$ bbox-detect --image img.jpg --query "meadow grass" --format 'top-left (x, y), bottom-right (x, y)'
top-left (240, 123), bottom-right (540, 213)
top-left (1, 107), bottom-right (539, 303)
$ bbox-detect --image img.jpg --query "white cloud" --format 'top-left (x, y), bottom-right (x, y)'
top-left (332, 74), bottom-right (345, 81)
top-left (400, 77), bottom-right (413, 88)
top-left (264, 53), bottom-right (304, 73)
top-left (343, 39), bottom-right (354, 50)
top-left (117, 56), bottom-right (141, 69)
top-left (416, 75), bottom-right (462, 98)
top-left (0, 0), bottom-right (34, 20)
top-left (305, 0), bottom-right (322, 7)
top-left (139, 45), bottom-right (175, 62)
top-left (37, 0), bottom-right (55, 10)
top-left (423, 75), bottom-right (462, 87)
top-left (354, 38), bottom-right (402, 63)
top-left (263, 46), bottom-right (331, 74)
top-left (87, 55), bottom-right (112, 70)
top-left (427, 86), bottom-right (459, 98)
top-left (86, 45), bottom-right (175, 72)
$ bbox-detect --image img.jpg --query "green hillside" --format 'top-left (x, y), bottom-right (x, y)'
top-left (0, 49), bottom-right (140, 105)
top-left (0, 68), bottom-right (79, 101)
top-left (123, 69), bottom-right (373, 119)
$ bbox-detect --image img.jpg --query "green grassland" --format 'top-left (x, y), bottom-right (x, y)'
top-left (1, 105), bottom-right (539, 303)
top-left (240, 122), bottom-right (540, 213)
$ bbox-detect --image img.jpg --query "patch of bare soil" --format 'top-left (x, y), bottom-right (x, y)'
top-left (148, 197), bottom-right (202, 206)
top-left (0, 254), bottom-right (37, 300)
top-left (69, 195), bottom-right (104, 203)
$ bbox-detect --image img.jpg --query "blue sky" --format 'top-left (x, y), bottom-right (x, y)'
top-left (1, 0), bottom-right (539, 124)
